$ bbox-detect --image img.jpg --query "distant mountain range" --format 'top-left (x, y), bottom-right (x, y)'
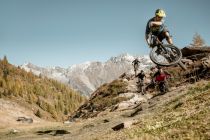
top-left (21, 54), bottom-right (153, 96)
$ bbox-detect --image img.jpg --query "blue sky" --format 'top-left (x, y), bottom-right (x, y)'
top-left (0, 0), bottom-right (209, 68)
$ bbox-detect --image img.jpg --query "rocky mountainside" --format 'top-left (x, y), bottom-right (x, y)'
top-left (21, 54), bottom-right (153, 96)
top-left (70, 47), bottom-right (210, 120)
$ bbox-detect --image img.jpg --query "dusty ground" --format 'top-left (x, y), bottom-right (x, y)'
top-left (0, 98), bottom-right (44, 129)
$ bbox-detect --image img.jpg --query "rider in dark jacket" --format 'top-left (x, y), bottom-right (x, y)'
top-left (145, 9), bottom-right (173, 47)
top-left (132, 58), bottom-right (140, 66)
top-left (136, 70), bottom-right (146, 82)
top-left (132, 58), bottom-right (140, 76)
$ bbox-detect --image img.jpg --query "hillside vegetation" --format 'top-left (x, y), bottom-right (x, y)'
top-left (99, 81), bottom-right (210, 140)
top-left (0, 56), bottom-right (86, 121)
top-left (70, 79), bottom-right (128, 119)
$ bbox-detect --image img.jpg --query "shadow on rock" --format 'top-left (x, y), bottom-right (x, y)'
top-left (36, 129), bottom-right (70, 136)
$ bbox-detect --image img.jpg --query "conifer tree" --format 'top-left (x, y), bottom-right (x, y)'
top-left (191, 33), bottom-right (205, 47)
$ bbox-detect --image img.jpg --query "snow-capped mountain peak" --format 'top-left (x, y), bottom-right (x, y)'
top-left (109, 53), bottom-right (135, 63)
top-left (68, 61), bottom-right (92, 72)
top-left (21, 54), bottom-right (153, 96)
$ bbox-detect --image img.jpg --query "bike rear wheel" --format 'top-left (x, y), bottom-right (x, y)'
top-left (150, 44), bottom-right (182, 66)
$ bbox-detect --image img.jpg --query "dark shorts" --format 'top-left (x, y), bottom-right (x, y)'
top-left (156, 28), bottom-right (170, 42)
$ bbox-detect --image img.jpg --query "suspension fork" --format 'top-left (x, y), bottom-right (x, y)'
top-left (159, 42), bottom-right (168, 53)
top-left (155, 36), bottom-right (168, 53)
top-left (158, 43), bottom-right (174, 63)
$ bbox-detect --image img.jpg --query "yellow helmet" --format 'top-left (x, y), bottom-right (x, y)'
top-left (155, 9), bottom-right (166, 17)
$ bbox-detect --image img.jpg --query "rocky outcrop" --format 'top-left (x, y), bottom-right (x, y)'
top-left (16, 117), bottom-right (33, 123)
top-left (112, 120), bottom-right (138, 131)
top-left (181, 46), bottom-right (210, 58)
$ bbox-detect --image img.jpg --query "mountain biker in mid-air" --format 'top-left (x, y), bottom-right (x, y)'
top-left (132, 58), bottom-right (140, 76)
top-left (145, 9), bottom-right (173, 47)
top-left (145, 9), bottom-right (187, 70)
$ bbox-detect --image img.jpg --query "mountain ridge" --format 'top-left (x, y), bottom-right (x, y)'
top-left (21, 54), bottom-right (153, 96)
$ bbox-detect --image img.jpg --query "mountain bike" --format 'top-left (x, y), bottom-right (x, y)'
top-left (157, 81), bottom-right (168, 94)
top-left (136, 79), bottom-right (145, 95)
top-left (133, 63), bottom-right (139, 76)
top-left (149, 35), bottom-right (187, 70)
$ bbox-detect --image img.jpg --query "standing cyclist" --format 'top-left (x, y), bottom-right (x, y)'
top-left (145, 9), bottom-right (173, 47)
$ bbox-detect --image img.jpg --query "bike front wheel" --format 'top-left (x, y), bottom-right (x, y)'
top-left (150, 44), bottom-right (182, 66)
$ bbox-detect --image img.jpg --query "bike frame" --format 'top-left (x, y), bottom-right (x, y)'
top-left (149, 34), bottom-right (183, 66)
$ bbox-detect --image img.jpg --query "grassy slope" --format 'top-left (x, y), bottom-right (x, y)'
top-left (72, 79), bottom-right (128, 119)
top-left (101, 81), bottom-right (210, 140)
top-left (90, 79), bottom-right (128, 110)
